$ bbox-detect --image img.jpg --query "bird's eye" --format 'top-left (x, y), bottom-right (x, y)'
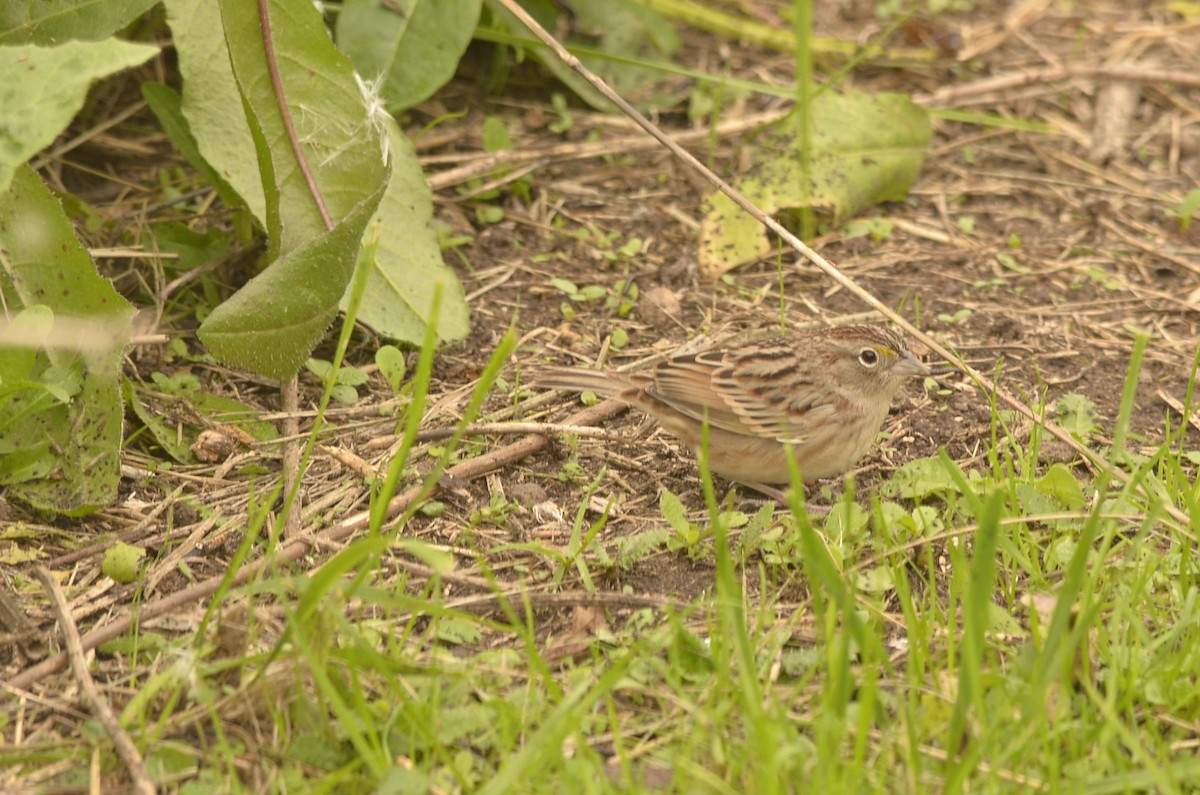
top-left (858, 348), bottom-right (880, 367)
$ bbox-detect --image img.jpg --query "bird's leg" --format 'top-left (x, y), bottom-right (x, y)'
top-left (733, 482), bottom-right (832, 515)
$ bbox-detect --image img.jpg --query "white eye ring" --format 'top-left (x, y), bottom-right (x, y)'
top-left (858, 348), bottom-right (880, 367)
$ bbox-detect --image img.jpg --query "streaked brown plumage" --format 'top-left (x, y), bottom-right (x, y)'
top-left (532, 325), bottom-right (930, 487)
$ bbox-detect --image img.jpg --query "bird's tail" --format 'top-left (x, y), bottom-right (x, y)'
top-left (528, 366), bottom-right (634, 397)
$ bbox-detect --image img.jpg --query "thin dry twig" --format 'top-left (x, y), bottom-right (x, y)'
top-left (41, 484), bottom-right (188, 570)
top-left (1158, 390), bottom-right (1200, 433)
top-left (30, 100), bottom-right (149, 171)
top-left (32, 567), bottom-right (156, 795)
top-left (927, 64), bottom-right (1200, 107)
top-left (424, 109), bottom-right (788, 190)
top-left (413, 420), bottom-right (630, 442)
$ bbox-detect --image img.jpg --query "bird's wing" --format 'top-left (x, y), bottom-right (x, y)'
top-left (648, 346), bottom-right (840, 444)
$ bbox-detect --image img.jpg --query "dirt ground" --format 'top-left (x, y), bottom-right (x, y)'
top-left (6, 0), bottom-right (1200, 695)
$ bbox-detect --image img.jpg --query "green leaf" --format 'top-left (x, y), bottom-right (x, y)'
top-left (336, 367), bottom-right (369, 387)
top-left (904, 504), bottom-right (945, 537)
top-left (142, 221), bottom-right (233, 271)
top-left (1174, 188), bottom-right (1200, 232)
top-left (141, 82), bottom-right (245, 212)
top-left (126, 384), bottom-right (196, 463)
top-left (164, 0), bottom-right (267, 222)
top-left (198, 0), bottom-right (391, 379)
top-left (199, 182), bottom-right (386, 380)
top-left (481, 116), bottom-right (511, 151)
top-left (432, 704), bottom-right (493, 744)
top-left (220, 0), bottom-right (389, 257)
top-left (613, 527), bottom-right (670, 567)
top-left (306, 359), bottom-right (334, 380)
top-left (699, 88), bottom-right (931, 278)
top-left (482, 0), bottom-right (679, 111)
top-left (149, 371), bottom-right (200, 396)
top-left (659, 490), bottom-right (690, 535)
top-left (0, 0), bottom-right (160, 44)
top-left (434, 617), bottom-right (483, 645)
top-left (330, 384), bottom-right (359, 404)
top-left (1053, 393), bottom-right (1100, 439)
top-left (40, 365), bottom-right (83, 404)
top-left (127, 385), bottom-right (274, 464)
top-left (0, 167), bottom-right (135, 512)
top-left (1034, 463), bottom-right (1086, 510)
top-left (822, 501), bottom-right (869, 540)
top-left (0, 305), bottom-right (53, 385)
top-left (0, 40), bottom-right (159, 193)
top-left (885, 456), bottom-right (960, 501)
top-left (346, 121), bottom-right (469, 345)
top-left (336, 0), bottom-right (483, 113)
top-left (0, 435), bottom-right (53, 485)
top-left (854, 566), bottom-right (895, 593)
top-left (569, 0), bottom-right (682, 108)
top-left (101, 542), bottom-right (147, 584)
top-left (191, 393), bottom-right (279, 442)
top-left (375, 345), bottom-right (406, 394)
top-left (550, 278), bottom-right (578, 295)
top-left (396, 538), bottom-right (455, 573)
top-left (483, 0), bottom-right (611, 111)
top-left (995, 252), bottom-right (1030, 274)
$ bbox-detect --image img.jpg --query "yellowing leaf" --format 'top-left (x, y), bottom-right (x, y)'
top-left (699, 89), bottom-right (931, 279)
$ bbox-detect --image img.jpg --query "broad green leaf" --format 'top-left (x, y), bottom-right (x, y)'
top-left (0, 0), bottom-right (159, 44)
top-left (0, 305), bottom-right (53, 385)
top-left (821, 501), bottom-right (869, 541)
top-left (0, 435), bottom-right (54, 485)
top-left (200, 181), bottom-right (386, 380)
top-left (164, 0), bottom-right (267, 222)
top-left (37, 365), bottom-right (83, 406)
top-left (217, 0), bottom-right (388, 258)
top-left (1053, 392), bottom-right (1101, 439)
top-left (347, 121), bottom-right (469, 345)
top-left (699, 89), bottom-right (931, 278)
top-left (1034, 463), bottom-right (1086, 510)
top-left (0, 166), bottom-right (135, 512)
top-left (884, 456), bottom-right (960, 501)
top-left (198, 0), bottom-right (391, 379)
top-left (855, 566), bottom-right (895, 593)
top-left (0, 40), bottom-right (159, 193)
top-left (431, 704), bottom-right (492, 743)
top-left (336, 0), bottom-right (482, 113)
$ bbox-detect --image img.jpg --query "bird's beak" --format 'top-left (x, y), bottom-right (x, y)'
top-left (896, 350), bottom-right (933, 378)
